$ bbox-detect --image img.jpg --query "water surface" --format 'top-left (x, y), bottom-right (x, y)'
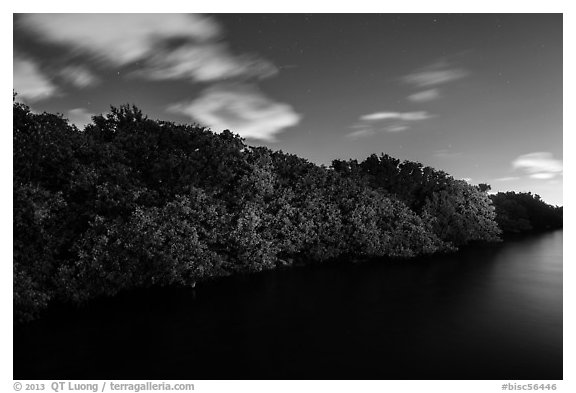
top-left (14, 230), bottom-right (563, 379)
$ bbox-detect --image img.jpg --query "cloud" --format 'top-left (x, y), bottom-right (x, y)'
top-left (529, 173), bottom-right (556, 180)
top-left (13, 57), bottom-right (57, 102)
top-left (134, 43), bottom-right (277, 82)
top-left (18, 14), bottom-right (276, 84)
top-left (347, 110), bottom-right (433, 138)
top-left (385, 124), bottom-right (410, 132)
top-left (404, 68), bottom-right (468, 87)
top-left (494, 176), bottom-right (520, 182)
top-left (346, 124), bottom-right (409, 139)
top-left (403, 61), bottom-right (468, 103)
top-left (67, 108), bottom-right (94, 128)
top-left (407, 89), bottom-right (440, 103)
top-left (360, 111), bottom-right (433, 121)
top-left (168, 85), bottom-right (301, 141)
top-left (346, 128), bottom-right (376, 139)
top-left (512, 152), bottom-right (563, 180)
top-left (60, 65), bottom-right (99, 88)
top-left (17, 14), bottom-right (300, 139)
top-left (19, 14), bottom-right (220, 65)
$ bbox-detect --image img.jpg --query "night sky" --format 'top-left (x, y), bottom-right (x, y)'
top-left (13, 13), bottom-right (563, 205)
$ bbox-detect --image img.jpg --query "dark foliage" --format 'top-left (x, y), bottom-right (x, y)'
top-left (490, 191), bottom-right (563, 234)
top-left (12, 100), bottom-right (560, 322)
top-left (332, 154), bottom-right (502, 245)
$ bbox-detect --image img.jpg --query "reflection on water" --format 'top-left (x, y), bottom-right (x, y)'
top-left (14, 231), bottom-right (562, 379)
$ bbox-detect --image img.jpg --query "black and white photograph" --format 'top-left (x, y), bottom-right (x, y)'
top-left (9, 4), bottom-right (571, 390)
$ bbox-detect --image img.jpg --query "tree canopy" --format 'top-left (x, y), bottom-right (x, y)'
top-left (13, 100), bottom-right (561, 322)
top-left (490, 191), bottom-right (562, 234)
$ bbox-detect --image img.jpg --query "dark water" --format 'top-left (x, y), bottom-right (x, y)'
top-left (14, 231), bottom-right (563, 380)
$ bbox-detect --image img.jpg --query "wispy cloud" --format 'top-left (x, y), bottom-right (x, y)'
top-left (168, 85), bottom-right (301, 142)
top-left (360, 111), bottom-right (433, 122)
top-left (18, 14), bottom-right (276, 84)
top-left (13, 57), bottom-right (57, 102)
top-left (18, 14), bottom-right (299, 138)
top-left (493, 176), bottom-right (520, 182)
top-left (529, 173), bottom-right (556, 180)
top-left (403, 61), bottom-right (468, 103)
top-left (59, 65), bottom-right (99, 88)
top-left (385, 124), bottom-right (410, 132)
top-left (407, 89), bottom-right (440, 103)
top-left (512, 152), bottom-right (563, 180)
top-left (347, 110), bottom-right (433, 138)
top-left (346, 128), bottom-right (376, 139)
top-left (134, 43), bottom-right (277, 82)
top-left (404, 67), bottom-right (468, 88)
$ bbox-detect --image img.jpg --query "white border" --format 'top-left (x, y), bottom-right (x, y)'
top-left (4, 2), bottom-right (573, 392)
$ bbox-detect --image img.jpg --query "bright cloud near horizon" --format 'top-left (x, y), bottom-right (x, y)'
top-left (168, 85), bottom-right (301, 142)
top-left (66, 107), bottom-right (95, 129)
top-left (512, 152), bottom-right (563, 180)
top-left (12, 14), bottom-right (563, 205)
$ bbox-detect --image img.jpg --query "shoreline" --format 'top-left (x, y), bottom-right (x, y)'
top-left (14, 228), bottom-right (562, 326)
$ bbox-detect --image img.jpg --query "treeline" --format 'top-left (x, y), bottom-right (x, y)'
top-left (13, 101), bottom-right (559, 322)
top-left (490, 191), bottom-right (563, 234)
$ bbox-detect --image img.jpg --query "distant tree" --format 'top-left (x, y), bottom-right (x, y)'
top-left (490, 192), bottom-right (562, 234)
top-left (477, 183), bottom-right (491, 192)
top-left (332, 154), bottom-right (501, 246)
top-left (422, 180), bottom-right (501, 245)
